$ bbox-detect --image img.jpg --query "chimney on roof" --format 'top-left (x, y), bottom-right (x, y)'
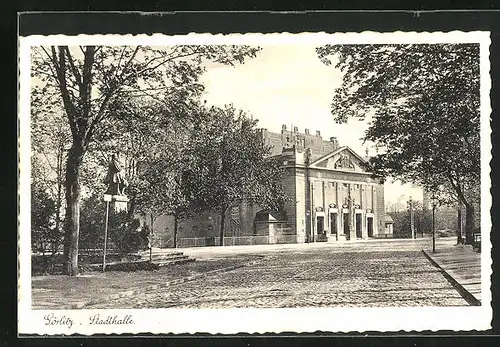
top-left (293, 126), bottom-right (298, 133)
top-left (330, 136), bottom-right (339, 150)
top-left (316, 130), bottom-right (321, 137)
top-left (282, 124), bottom-right (287, 130)
top-left (304, 128), bottom-right (310, 135)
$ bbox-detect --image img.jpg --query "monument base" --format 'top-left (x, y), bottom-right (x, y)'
top-left (103, 194), bottom-right (129, 213)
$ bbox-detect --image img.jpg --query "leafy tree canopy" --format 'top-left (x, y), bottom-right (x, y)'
top-left (31, 44), bottom-right (261, 275)
top-left (182, 104), bottom-right (290, 244)
top-left (316, 43), bottom-right (481, 241)
top-left (317, 44), bottom-right (479, 195)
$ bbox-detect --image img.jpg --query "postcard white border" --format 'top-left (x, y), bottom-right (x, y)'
top-left (18, 31), bottom-right (492, 335)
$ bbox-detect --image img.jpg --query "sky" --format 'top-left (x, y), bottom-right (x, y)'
top-left (199, 44), bottom-right (422, 208)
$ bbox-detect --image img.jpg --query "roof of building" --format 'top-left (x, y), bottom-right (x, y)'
top-left (260, 127), bottom-right (338, 160)
top-left (385, 215), bottom-right (394, 224)
top-left (254, 209), bottom-right (283, 222)
top-left (309, 146), bottom-right (368, 167)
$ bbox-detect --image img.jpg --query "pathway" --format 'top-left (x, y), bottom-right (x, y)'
top-left (423, 237), bottom-right (482, 304)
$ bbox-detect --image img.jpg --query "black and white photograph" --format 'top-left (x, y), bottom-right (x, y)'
top-left (18, 31), bottom-right (492, 334)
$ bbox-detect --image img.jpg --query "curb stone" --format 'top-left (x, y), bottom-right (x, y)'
top-left (71, 255), bottom-right (266, 309)
top-left (421, 250), bottom-right (480, 306)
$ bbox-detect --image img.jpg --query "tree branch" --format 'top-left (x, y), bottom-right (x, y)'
top-left (85, 91), bottom-right (114, 144)
top-left (124, 49), bottom-right (204, 83)
top-left (64, 47), bottom-right (83, 87)
top-left (445, 172), bottom-right (469, 207)
top-left (50, 46), bottom-right (79, 139)
top-left (117, 86), bottom-right (170, 107)
top-left (79, 46), bottom-right (96, 131)
top-left (116, 46), bottom-right (141, 84)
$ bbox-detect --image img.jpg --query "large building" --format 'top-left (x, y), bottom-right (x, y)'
top-left (149, 125), bottom-right (388, 247)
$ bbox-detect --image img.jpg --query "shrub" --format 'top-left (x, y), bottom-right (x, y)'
top-left (31, 185), bottom-right (62, 254)
top-left (116, 220), bottom-right (150, 255)
top-left (80, 193), bottom-right (149, 256)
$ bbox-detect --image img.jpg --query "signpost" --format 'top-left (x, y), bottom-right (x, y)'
top-left (103, 194), bottom-right (111, 272)
top-left (148, 236), bottom-right (152, 262)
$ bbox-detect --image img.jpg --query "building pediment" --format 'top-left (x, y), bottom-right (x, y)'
top-left (309, 147), bottom-right (369, 173)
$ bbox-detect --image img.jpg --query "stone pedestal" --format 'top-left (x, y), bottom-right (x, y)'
top-left (104, 194), bottom-right (129, 213)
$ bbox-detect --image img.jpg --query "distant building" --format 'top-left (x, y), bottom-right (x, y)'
top-left (149, 125), bottom-right (387, 247)
top-left (384, 215), bottom-right (394, 235)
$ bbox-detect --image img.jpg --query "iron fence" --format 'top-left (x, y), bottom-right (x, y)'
top-left (177, 235), bottom-right (275, 248)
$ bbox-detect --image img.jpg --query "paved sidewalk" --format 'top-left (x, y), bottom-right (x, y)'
top-left (422, 237), bottom-right (481, 305)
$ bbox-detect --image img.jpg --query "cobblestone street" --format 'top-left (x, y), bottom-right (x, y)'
top-left (90, 242), bottom-right (468, 309)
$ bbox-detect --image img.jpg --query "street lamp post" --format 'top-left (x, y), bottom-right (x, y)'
top-left (407, 196), bottom-right (415, 239)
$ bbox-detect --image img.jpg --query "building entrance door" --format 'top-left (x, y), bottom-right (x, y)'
top-left (343, 213), bottom-right (350, 240)
top-left (367, 217), bottom-right (374, 238)
top-left (316, 216), bottom-right (326, 241)
top-left (355, 213), bottom-right (362, 239)
top-left (330, 213), bottom-right (338, 236)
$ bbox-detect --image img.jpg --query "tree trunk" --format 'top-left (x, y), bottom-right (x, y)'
top-left (53, 144), bottom-right (64, 256)
top-left (457, 206), bottom-right (463, 245)
top-left (219, 209), bottom-right (226, 246)
top-left (63, 146), bottom-right (85, 276)
top-left (464, 203), bottom-right (475, 245)
top-left (173, 215), bottom-right (178, 248)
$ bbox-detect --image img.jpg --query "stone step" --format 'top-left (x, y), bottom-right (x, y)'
top-left (147, 252), bottom-right (188, 258)
top-left (138, 252), bottom-right (186, 261)
top-left (138, 251), bottom-right (184, 257)
top-left (151, 254), bottom-right (190, 262)
top-left (138, 250), bottom-right (196, 267)
top-left (154, 257), bottom-right (196, 267)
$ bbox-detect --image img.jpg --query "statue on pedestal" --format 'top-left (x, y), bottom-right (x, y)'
top-left (104, 154), bottom-right (128, 196)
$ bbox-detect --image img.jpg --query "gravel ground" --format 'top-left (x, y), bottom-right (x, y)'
top-left (31, 254), bottom-right (260, 309)
top-left (90, 249), bottom-right (468, 309)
